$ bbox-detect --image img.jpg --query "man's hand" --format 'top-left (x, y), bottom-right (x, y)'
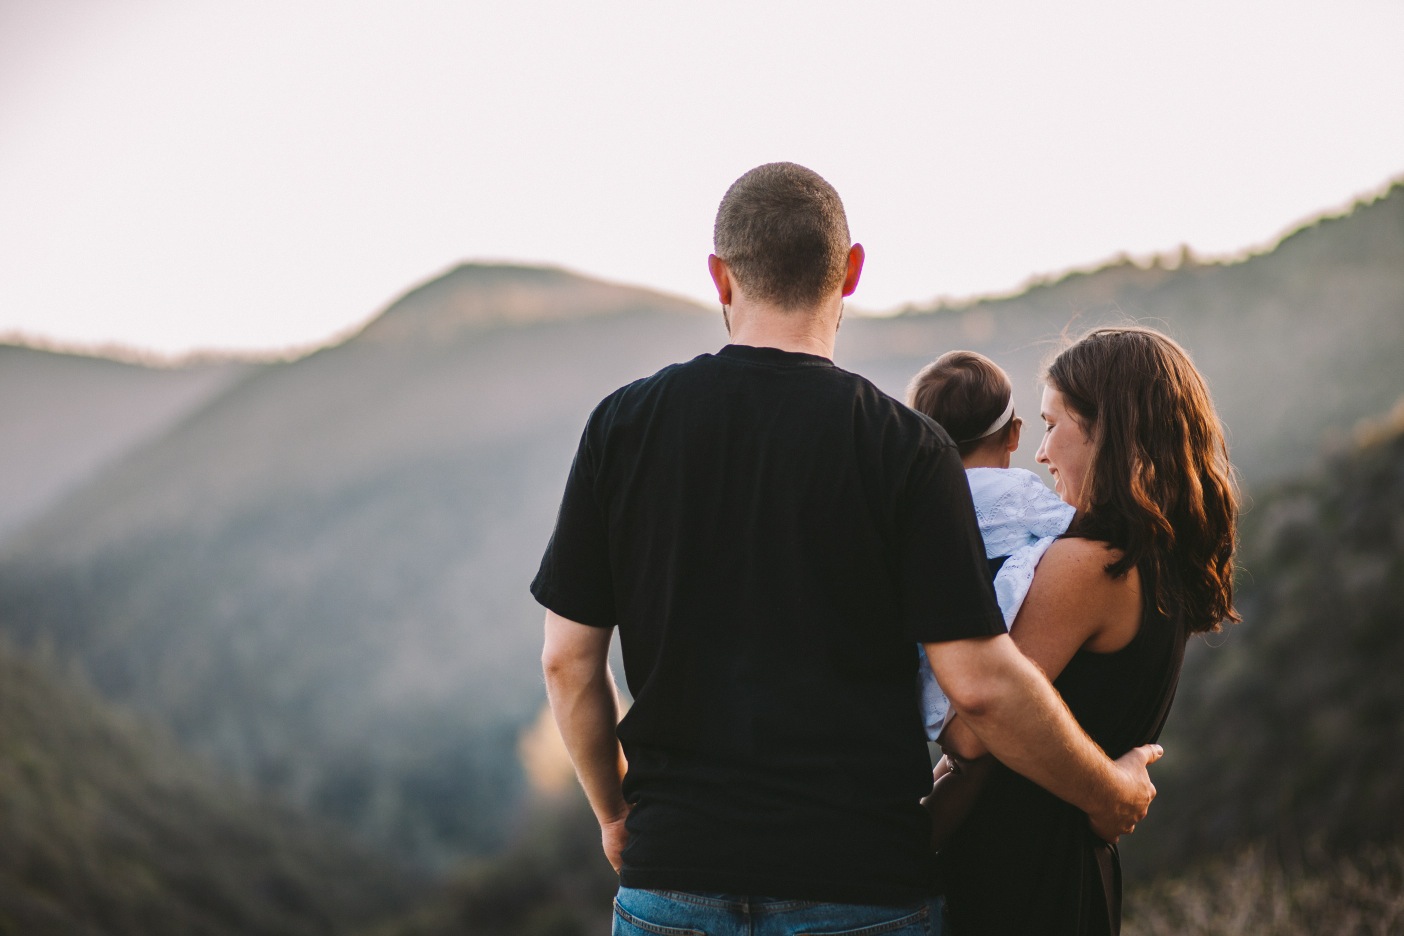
top-left (1087, 744), bottom-right (1163, 843)
top-left (601, 805), bottom-right (632, 872)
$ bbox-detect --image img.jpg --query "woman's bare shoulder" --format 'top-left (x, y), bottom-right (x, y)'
top-left (1039, 537), bottom-right (1125, 580)
top-left (1035, 538), bottom-right (1142, 650)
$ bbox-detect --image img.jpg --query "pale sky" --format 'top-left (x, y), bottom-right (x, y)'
top-left (3, 1), bottom-right (1402, 358)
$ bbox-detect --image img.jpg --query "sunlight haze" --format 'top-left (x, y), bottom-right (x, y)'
top-left (2, 0), bottom-right (1402, 356)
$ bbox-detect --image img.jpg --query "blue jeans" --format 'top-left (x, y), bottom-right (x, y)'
top-left (612, 886), bottom-right (944, 936)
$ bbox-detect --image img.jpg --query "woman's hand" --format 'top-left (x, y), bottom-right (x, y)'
top-left (923, 752), bottom-right (995, 851)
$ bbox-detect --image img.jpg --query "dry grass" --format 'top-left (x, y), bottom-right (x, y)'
top-left (1126, 841), bottom-right (1404, 936)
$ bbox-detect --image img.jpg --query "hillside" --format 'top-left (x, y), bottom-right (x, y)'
top-left (0, 345), bottom-right (254, 540)
top-left (0, 183), bottom-right (1400, 875)
top-left (0, 640), bottom-right (418, 935)
top-left (1125, 400), bottom-right (1404, 876)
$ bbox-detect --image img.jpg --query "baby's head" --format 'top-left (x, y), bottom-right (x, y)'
top-left (907, 350), bottom-right (1022, 468)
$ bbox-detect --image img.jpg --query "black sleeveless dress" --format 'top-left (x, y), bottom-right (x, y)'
top-left (938, 563), bottom-right (1188, 936)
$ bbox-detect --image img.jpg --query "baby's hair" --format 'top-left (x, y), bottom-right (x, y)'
top-left (907, 350), bottom-right (1016, 457)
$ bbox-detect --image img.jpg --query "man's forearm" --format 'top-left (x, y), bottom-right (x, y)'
top-left (928, 636), bottom-right (1115, 814)
top-left (547, 667), bottom-right (628, 821)
top-left (971, 655), bottom-right (1115, 815)
top-left (542, 613), bottom-right (629, 825)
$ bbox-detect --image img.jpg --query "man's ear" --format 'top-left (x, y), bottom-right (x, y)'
top-left (708, 254), bottom-right (733, 305)
top-left (841, 243), bottom-right (865, 297)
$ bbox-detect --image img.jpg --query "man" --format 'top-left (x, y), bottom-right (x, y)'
top-left (533, 162), bottom-right (1161, 935)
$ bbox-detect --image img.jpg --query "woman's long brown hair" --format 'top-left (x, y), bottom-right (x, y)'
top-left (1046, 326), bottom-right (1240, 632)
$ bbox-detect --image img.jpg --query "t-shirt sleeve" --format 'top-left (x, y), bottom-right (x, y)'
top-left (529, 415), bottom-right (617, 629)
top-left (897, 439), bottom-right (1007, 644)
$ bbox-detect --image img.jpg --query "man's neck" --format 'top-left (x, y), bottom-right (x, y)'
top-left (725, 298), bottom-right (841, 360)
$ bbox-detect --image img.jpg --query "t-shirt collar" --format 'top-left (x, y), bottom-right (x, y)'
top-left (717, 343), bottom-right (834, 367)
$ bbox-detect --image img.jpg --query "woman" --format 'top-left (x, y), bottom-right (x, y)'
top-left (930, 326), bottom-right (1240, 935)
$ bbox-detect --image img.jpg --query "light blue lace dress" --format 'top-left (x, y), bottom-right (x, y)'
top-left (919, 467), bottom-right (1076, 740)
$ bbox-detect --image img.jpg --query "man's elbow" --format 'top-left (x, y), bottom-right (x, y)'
top-left (541, 611), bottom-right (609, 691)
top-left (541, 642), bottom-right (587, 690)
top-left (942, 673), bottom-right (1000, 721)
top-left (541, 644), bottom-right (566, 683)
top-left (928, 635), bottom-right (1022, 721)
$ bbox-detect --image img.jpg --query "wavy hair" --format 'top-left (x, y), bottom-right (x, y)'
top-left (1045, 326), bottom-right (1240, 632)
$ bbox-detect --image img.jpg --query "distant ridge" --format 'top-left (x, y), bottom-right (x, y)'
top-left (352, 262), bottom-right (706, 345)
top-left (0, 345), bottom-right (255, 541)
top-left (840, 180), bottom-right (1404, 486)
top-left (910, 179), bottom-right (1404, 316)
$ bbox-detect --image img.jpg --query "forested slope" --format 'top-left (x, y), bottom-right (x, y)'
top-left (1129, 402), bottom-right (1404, 874)
top-left (0, 642), bottom-right (419, 935)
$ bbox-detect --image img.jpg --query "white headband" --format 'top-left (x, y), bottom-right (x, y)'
top-left (970, 395), bottom-right (1015, 441)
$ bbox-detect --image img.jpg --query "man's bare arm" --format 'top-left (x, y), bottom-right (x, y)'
top-left (541, 610), bottom-right (630, 870)
top-left (926, 633), bottom-right (1161, 843)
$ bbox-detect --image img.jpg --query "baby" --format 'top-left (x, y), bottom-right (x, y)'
top-left (907, 350), bottom-right (1076, 742)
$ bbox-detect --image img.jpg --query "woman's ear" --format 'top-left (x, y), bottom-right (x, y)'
top-left (1007, 416), bottom-right (1023, 453)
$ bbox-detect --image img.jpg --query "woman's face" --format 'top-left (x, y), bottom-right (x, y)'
top-left (1035, 385), bottom-right (1094, 509)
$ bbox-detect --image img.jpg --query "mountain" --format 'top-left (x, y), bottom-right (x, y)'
top-left (0, 345), bottom-right (254, 540)
top-left (0, 639), bottom-right (418, 935)
top-left (0, 265), bottom-right (717, 866)
top-left (352, 262), bottom-right (705, 342)
top-left (0, 183), bottom-right (1400, 872)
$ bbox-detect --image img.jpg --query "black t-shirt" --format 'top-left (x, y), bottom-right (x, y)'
top-left (531, 343), bottom-right (1003, 904)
